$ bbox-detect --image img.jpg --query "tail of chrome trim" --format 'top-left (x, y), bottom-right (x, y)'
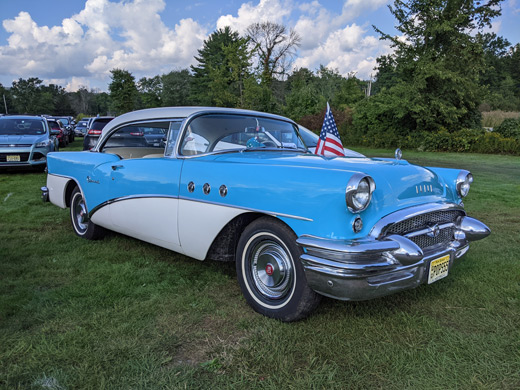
top-left (456, 216), bottom-right (491, 241)
top-left (41, 186), bottom-right (49, 202)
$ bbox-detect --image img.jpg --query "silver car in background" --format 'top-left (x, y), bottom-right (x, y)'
top-left (0, 116), bottom-right (58, 169)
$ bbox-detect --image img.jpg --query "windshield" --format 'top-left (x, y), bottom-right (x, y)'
top-left (0, 118), bottom-right (47, 135)
top-left (180, 114), bottom-right (306, 156)
top-left (58, 118), bottom-right (69, 125)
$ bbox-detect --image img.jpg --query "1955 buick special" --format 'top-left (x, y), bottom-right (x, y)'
top-left (41, 107), bottom-right (490, 321)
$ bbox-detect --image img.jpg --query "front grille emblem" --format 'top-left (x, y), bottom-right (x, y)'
top-left (426, 224), bottom-right (440, 238)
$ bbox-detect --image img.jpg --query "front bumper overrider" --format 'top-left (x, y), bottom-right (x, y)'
top-left (296, 205), bottom-right (490, 301)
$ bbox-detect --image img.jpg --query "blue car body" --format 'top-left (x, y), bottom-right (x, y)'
top-left (42, 107), bottom-right (490, 320)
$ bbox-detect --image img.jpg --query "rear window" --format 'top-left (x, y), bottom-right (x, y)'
top-left (91, 118), bottom-right (113, 131)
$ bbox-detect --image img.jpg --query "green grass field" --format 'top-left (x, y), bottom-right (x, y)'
top-left (1, 143), bottom-right (519, 389)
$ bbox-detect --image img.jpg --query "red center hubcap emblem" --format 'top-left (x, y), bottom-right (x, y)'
top-left (265, 264), bottom-right (274, 276)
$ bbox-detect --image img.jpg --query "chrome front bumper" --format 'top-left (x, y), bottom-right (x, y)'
top-left (296, 213), bottom-right (490, 301)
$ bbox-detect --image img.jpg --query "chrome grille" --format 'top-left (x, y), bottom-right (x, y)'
top-left (385, 210), bottom-right (464, 250)
top-left (409, 226), bottom-right (455, 249)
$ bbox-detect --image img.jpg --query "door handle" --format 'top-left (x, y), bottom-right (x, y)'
top-left (111, 165), bottom-right (124, 171)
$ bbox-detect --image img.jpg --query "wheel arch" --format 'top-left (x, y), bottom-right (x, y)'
top-left (64, 179), bottom-right (82, 207)
top-left (205, 212), bottom-right (297, 262)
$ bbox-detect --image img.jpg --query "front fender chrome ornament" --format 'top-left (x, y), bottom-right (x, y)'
top-left (187, 181), bottom-right (195, 193)
top-left (203, 183), bottom-right (211, 195)
top-left (219, 185), bottom-right (228, 197)
top-left (395, 148), bottom-right (402, 160)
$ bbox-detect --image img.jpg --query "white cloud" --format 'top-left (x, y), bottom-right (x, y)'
top-left (216, 0), bottom-right (292, 33)
top-left (65, 77), bottom-right (91, 92)
top-left (294, 23), bottom-right (391, 79)
top-left (0, 0), bottom-right (207, 89)
top-left (0, 0), bottom-right (393, 89)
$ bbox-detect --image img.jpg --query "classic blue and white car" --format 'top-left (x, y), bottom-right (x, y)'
top-left (41, 107), bottom-right (490, 321)
top-left (1, 115), bottom-right (58, 169)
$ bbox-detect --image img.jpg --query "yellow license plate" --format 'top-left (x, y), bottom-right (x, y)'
top-left (428, 254), bottom-right (450, 284)
top-left (7, 155), bottom-right (20, 162)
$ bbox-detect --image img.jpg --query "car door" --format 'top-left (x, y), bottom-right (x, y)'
top-left (93, 121), bottom-right (184, 252)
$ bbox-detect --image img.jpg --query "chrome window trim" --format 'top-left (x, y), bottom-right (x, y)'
top-left (370, 203), bottom-right (466, 239)
top-left (175, 111), bottom-right (304, 159)
top-left (88, 193), bottom-right (313, 222)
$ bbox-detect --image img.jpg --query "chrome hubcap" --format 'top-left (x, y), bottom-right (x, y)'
top-left (73, 194), bottom-right (88, 232)
top-left (250, 240), bottom-right (293, 299)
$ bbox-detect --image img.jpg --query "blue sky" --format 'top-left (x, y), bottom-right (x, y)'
top-left (0, 0), bottom-right (518, 92)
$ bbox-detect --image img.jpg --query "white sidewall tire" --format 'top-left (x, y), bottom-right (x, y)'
top-left (236, 217), bottom-right (321, 321)
top-left (241, 232), bottom-right (296, 310)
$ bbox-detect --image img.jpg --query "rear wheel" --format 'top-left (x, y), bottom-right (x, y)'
top-left (236, 217), bottom-right (321, 322)
top-left (70, 187), bottom-right (105, 240)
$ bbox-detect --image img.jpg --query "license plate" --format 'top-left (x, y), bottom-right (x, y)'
top-left (7, 155), bottom-right (20, 162)
top-left (428, 254), bottom-right (450, 284)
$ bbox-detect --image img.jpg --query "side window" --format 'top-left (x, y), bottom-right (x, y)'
top-left (180, 125), bottom-right (210, 156)
top-left (164, 121), bottom-right (183, 156)
top-left (101, 121), bottom-right (170, 159)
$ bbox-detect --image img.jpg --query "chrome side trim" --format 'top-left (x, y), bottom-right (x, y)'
top-left (178, 196), bottom-right (314, 222)
top-left (370, 203), bottom-right (465, 239)
top-left (88, 194), bottom-right (313, 222)
top-left (89, 194), bottom-right (177, 218)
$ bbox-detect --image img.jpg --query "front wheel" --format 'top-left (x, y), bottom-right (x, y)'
top-left (236, 217), bottom-right (321, 322)
top-left (70, 187), bottom-right (105, 240)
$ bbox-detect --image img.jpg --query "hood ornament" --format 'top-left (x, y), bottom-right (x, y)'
top-left (395, 148), bottom-right (402, 160)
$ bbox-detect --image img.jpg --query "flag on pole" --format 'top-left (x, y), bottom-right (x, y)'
top-left (315, 103), bottom-right (345, 157)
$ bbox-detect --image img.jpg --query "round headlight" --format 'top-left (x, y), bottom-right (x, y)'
top-left (456, 171), bottom-right (473, 198)
top-left (346, 174), bottom-right (375, 213)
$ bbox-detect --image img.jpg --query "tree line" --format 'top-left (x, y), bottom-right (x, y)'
top-left (1, 0), bottom-right (519, 153)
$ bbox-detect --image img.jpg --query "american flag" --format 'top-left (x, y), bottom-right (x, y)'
top-left (315, 103), bottom-right (345, 157)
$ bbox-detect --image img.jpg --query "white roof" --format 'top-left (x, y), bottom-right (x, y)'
top-left (101, 106), bottom-right (292, 138)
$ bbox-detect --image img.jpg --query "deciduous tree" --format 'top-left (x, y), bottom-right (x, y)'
top-left (108, 69), bottom-right (138, 115)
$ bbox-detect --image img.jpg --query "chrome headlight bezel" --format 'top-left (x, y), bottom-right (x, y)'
top-left (456, 170), bottom-right (473, 198)
top-left (345, 173), bottom-right (376, 213)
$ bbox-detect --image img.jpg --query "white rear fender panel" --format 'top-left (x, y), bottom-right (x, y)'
top-left (178, 199), bottom-right (244, 260)
top-left (47, 174), bottom-right (71, 209)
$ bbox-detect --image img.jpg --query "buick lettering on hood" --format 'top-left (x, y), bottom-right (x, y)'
top-left (41, 107), bottom-right (490, 321)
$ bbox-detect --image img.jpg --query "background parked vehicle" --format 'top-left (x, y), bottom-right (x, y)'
top-left (74, 117), bottom-right (91, 137)
top-left (0, 115), bottom-right (58, 169)
top-left (51, 117), bottom-right (76, 142)
top-left (83, 116), bottom-right (114, 150)
top-left (47, 119), bottom-right (68, 147)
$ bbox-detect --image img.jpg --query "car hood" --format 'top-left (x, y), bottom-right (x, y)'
top-left (0, 134), bottom-right (47, 145)
top-left (208, 150), bottom-right (456, 208)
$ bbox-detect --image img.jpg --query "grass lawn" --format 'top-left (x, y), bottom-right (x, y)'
top-left (1, 142), bottom-right (519, 389)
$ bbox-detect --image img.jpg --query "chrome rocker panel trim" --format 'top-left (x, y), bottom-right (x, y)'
top-left (296, 203), bottom-right (490, 301)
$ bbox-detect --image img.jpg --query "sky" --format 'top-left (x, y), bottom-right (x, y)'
top-left (0, 0), bottom-right (518, 92)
